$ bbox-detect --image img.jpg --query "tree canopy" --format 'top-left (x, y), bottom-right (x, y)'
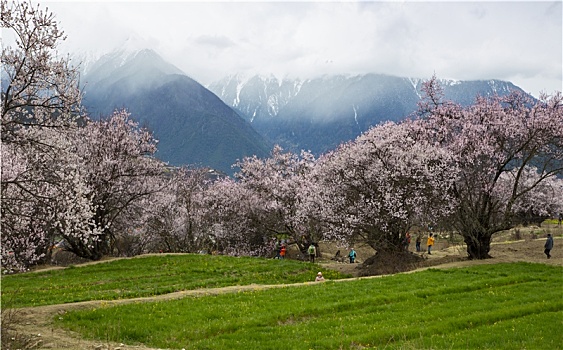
top-left (2, 1), bottom-right (562, 272)
top-left (416, 77), bottom-right (563, 258)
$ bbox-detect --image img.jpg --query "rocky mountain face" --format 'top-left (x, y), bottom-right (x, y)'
top-left (79, 47), bottom-right (527, 173)
top-left (208, 74), bottom-right (524, 154)
top-left (81, 49), bottom-right (271, 174)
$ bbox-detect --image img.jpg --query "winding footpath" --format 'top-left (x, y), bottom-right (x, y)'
top-left (12, 238), bottom-right (562, 350)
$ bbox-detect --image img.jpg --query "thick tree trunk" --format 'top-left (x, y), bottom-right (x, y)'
top-left (463, 233), bottom-right (493, 260)
top-left (65, 233), bottom-right (111, 261)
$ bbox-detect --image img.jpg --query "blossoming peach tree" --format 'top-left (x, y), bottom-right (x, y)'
top-left (1, 0), bottom-right (85, 271)
top-left (417, 77), bottom-right (563, 259)
top-left (1, 1), bottom-right (166, 270)
top-left (309, 120), bottom-right (458, 252)
top-left (202, 146), bottom-right (317, 256)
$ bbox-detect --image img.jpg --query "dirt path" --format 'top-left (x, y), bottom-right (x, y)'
top-left (9, 236), bottom-right (562, 350)
top-left (319, 235), bottom-right (563, 276)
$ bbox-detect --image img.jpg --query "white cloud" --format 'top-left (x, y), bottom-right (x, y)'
top-left (39, 0), bottom-right (562, 97)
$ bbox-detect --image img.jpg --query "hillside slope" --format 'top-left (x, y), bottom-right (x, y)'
top-left (83, 49), bottom-right (271, 174)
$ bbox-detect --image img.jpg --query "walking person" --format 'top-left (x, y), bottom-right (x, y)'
top-left (274, 240), bottom-right (281, 259)
top-left (280, 244), bottom-right (287, 259)
top-left (415, 233), bottom-right (422, 252)
top-left (544, 233), bottom-right (554, 259)
top-left (348, 248), bottom-right (357, 263)
top-left (427, 233), bottom-right (435, 255)
top-left (403, 232), bottom-right (411, 251)
top-left (308, 243), bottom-right (316, 263)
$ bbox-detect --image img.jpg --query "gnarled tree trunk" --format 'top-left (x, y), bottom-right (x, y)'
top-left (463, 232), bottom-right (493, 260)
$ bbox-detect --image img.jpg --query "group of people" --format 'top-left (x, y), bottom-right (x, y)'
top-left (272, 230), bottom-right (556, 284)
top-left (277, 232), bottom-right (431, 262)
top-left (310, 244), bottom-right (356, 263)
top-left (408, 231), bottom-right (555, 259)
top-left (277, 229), bottom-right (556, 268)
top-left (404, 232), bottom-right (435, 254)
top-left (274, 240), bottom-right (318, 261)
top-left (276, 241), bottom-right (359, 264)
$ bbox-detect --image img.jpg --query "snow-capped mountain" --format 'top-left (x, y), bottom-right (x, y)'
top-left (208, 74), bottom-right (525, 154)
top-left (81, 48), bottom-right (270, 174)
top-left (71, 35), bottom-right (165, 78)
top-left (83, 48), bottom-right (186, 107)
top-left (78, 46), bottom-right (528, 169)
top-left (208, 74), bottom-right (304, 122)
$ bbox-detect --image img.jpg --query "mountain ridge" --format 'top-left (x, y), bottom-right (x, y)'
top-left (81, 48), bottom-right (271, 174)
top-left (78, 46), bottom-right (530, 171)
top-left (208, 73), bottom-right (526, 154)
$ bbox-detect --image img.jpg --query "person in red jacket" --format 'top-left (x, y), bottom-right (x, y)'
top-left (280, 244), bottom-right (287, 259)
top-left (403, 232), bottom-right (412, 251)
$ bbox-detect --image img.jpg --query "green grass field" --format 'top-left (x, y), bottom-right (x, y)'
top-left (4, 255), bottom-right (562, 349)
top-left (57, 262), bottom-right (562, 349)
top-left (1, 254), bottom-right (349, 308)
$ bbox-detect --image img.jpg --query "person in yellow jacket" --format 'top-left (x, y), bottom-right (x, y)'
top-left (427, 233), bottom-right (435, 255)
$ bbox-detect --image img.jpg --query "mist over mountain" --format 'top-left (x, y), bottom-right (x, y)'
top-left (78, 47), bottom-right (528, 173)
top-left (81, 48), bottom-right (271, 174)
top-left (208, 74), bottom-right (525, 154)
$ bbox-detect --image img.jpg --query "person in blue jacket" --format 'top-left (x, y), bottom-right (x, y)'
top-left (348, 248), bottom-right (357, 263)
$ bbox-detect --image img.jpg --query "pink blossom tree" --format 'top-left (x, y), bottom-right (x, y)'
top-left (202, 177), bottom-right (266, 255)
top-left (1, 0), bottom-right (82, 144)
top-left (1, 0), bottom-right (85, 271)
top-left (236, 146), bottom-right (317, 252)
top-left (140, 166), bottom-right (216, 254)
top-left (1, 138), bottom-right (94, 271)
top-left (202, 146), bottom-right (317, 256)
top-left (2, 108), bottom-right (166, 269)
top-left (418, 77), bottom-right (563, 259)
top-left (63, 110), bottom-right (165, 260)
top-left (312, 121), bottom-right (457, 252)
top-left (495, 167), bottom-right (563, 227)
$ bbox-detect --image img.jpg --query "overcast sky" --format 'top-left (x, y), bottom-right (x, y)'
top-left (33, 1), bottom-right (563, 97)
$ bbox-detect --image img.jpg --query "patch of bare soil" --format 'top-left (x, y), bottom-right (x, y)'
top-left (6, 227), bottom-right (562, 350)
top-left (319, 234), bottom-right (562, 278)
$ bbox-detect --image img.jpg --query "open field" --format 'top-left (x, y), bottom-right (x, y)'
top-left (1, 255), bottom-right (350, 308)
top-left (3, 224), bottom-right (563, 350)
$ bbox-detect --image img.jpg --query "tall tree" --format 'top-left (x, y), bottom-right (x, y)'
top-left (1, 0), bottom-right (84, 271)
top-left (312, 121), bottom-right (456, 252)
top-left (418, 77), bottom-right (563, 259)
top-left (142, 167), bottom-right (215, 254)
top-left (1, 0), bottom-right (82, 144)
top-left (203, 146), bottom-right (316, 256)
top-left (62, 110), bottom-right (164, 260)
top-left (202, 177), bottom-right (265, 255)
top-left (234, 146), bottom-right (317, 252)
top-left (1, 133), bottom-right (91, 271)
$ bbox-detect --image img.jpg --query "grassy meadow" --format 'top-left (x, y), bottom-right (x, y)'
top-left (1, 254), bottom-right (349, 308)
top-left (3, 255), bottom-right (562, 349)
top-left (54, 262), bottom-right (563, 349)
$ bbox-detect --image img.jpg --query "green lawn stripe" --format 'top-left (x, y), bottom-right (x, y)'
top-left (54, 262), bottom-right (563, 349)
